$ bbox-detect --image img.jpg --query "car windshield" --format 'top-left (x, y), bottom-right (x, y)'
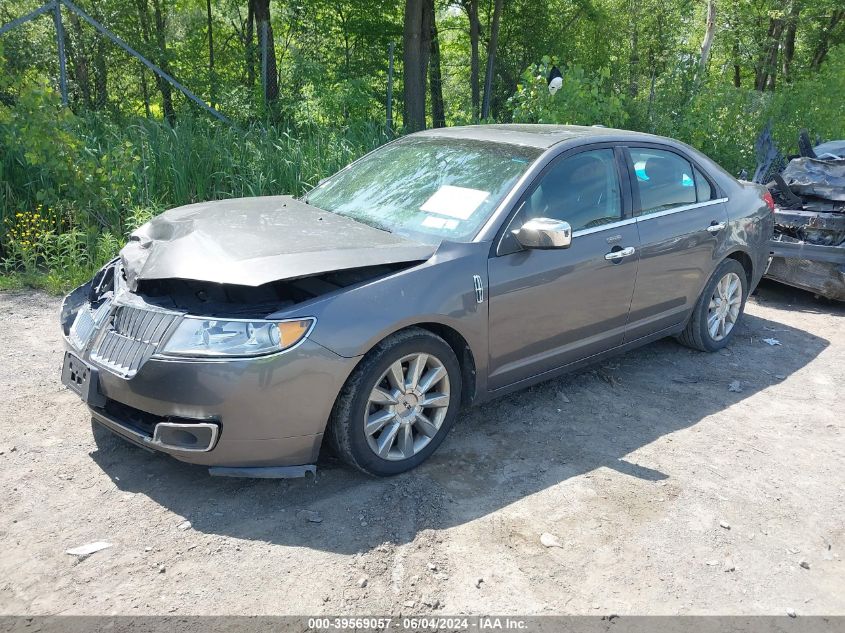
top-left (304, 136), bottom-right (541, 242)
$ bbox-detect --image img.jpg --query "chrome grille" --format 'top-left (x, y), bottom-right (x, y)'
top-left (69, 300), bottom-right (112, 350)
top-left (91, 305), bottom-right (180, 377)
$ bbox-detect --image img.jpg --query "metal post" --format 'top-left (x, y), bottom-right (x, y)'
top-left (60, 0), bottom-right (231, 124)
top-left (260, 20), bottom-right (268, 107)
top-left (386, 42), bottom-right (394, 136)
top-left (0, 2), bottom-right (55, 37)
top-left (1, 0), bottom-right (231, 124)
top-left (52, 0), bottom-right (68, 105)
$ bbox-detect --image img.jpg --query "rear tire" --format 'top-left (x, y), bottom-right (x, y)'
top-left (327, 328), bottom-right (462, 476)
top-left (679, 259), bottom-right (748, 352)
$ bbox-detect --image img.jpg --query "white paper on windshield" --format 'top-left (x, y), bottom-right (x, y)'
top-left (421, 216), bottom-right (460, 230)
top-left (420, 185), bottom-right (489, 220)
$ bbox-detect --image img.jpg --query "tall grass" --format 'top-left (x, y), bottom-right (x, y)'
top-left (125, 118), bottom-right (387, 204)
top-left (0, 97), bottom-right (389, 291)
top-left (56, 116), bottom-right (389, 234)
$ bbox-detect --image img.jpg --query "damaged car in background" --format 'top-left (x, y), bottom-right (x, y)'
top-left (61, 124), bottom-right (773, 478)
top-left (751, 127), bottom-right (845, 300)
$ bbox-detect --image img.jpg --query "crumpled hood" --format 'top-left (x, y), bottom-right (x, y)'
top-left (121, 195), bottom-right (436, 289)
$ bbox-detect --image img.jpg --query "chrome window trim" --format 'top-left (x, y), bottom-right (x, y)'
top-left (633, 197), bottom-right (728, 221)
top-left (572, 217), bottom-right (637, 238)
top-left (490, 196), bottom-right (729, 250)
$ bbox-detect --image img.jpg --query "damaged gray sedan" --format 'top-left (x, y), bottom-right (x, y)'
top-left (757, 132), bottom-right (845, 301)
top-left (61, 125), bottom-right (773, 477)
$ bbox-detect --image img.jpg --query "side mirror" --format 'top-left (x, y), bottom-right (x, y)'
top-left (512, 217), bottom-right (572, 249)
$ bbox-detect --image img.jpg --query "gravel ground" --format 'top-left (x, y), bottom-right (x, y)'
top-left (0, 281), bottom-right (843, 616)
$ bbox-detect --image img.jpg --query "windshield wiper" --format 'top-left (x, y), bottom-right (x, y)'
top-left (350, 216), bottom-right (394, 234)
top-left (300, 199), bottom-right (394, 235)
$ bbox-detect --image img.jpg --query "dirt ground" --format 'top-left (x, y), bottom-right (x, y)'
top-left (0, 281), bottom-right (843, 617)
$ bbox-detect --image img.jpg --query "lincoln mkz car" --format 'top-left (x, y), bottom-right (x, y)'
top-left (60, 125), bottom-right (774, 477)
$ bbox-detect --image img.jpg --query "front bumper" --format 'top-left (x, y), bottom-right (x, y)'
top-left (61, 282), bottom-right (360, 468)
top-left (85, 340), bottom-right (358, 467)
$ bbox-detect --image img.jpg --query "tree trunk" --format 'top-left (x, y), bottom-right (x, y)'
top-left (403, 0), bottom-right (429, 131)
top-left (134, 0), bottom-right (152, 60)
top-left (84, 1), bottom-right (108, 110)
top-left (755, 18), bottom-right (783, 91)
top-left (729, 0), bottom-right (741, 87)
top-left (698, 0), bottom-right (717, 73)
top-left (781, 1), bottom-right (799, 82)
top-left (66, 12), bottom-right (93, 108)
top-left (429, 0), bottom-right (445, 128)
top-left (733, 39), bottom-right (741, 87)
top-left (465, 0), bottom-right (481, 120)
top-left (206, 0), bottom-right (215, 107)
top-left (93, 36), bottom-right (108, 109)
top-left (140, 67), bottom-right (151, 118)
top-left (150, 0), bottom-right (174, 123)
top-left (253, 0), bottom-right (278, 103)
top-left (421, 0), bottom-right (433, 88)
top-left (810, 9), bottom-right (844, 70)
top-left (481, 0), bottom-right (503, 120)
top-left (246, 0), bottom-right (255, 86)
top-left (628, 0), bottom-right (639, 98)
top-left (135, 0), bottom-right (169, 122)
top-left (646, 65), bottom-right (656, 124)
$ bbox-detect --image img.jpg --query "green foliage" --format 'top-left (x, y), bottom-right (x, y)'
top-left (507, 46), bottom-right (845, 176)
top-left (0, 79), bottom-right (389, 293)
top-left (2, 0), bottom-right (845, 292)
top-left (0, 222), bottom-right (119, 294)
top-left (644, 82), bottom-right (768, 176)
top-left (766, 45), bottom-right (845, 154)
top-left (509, 58), bottom-right (628, 128)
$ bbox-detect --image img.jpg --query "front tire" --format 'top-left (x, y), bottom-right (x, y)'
top-left (679, 259), bottom-right (749, 352)
top-left (327, 328), bottom-right (462, 476)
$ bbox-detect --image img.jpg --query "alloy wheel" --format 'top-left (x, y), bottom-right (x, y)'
top-left (363, 353), bottom-right (451, 461)
top-left (707, 271), bottom-right (742, 341)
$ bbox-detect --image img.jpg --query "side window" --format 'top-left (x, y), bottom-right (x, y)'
top-left (630, 148), bottom-right (696, 215)
top-left (694, 167), bottom-right (714, 202)
top-left (518, 149), bottom-right (621, 232)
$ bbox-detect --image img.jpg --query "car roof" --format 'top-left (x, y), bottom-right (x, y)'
top-left (413, 124), bottom-right (664, 149)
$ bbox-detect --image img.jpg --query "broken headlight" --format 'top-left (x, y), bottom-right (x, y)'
top-left (159, 317), bottom-right (315, 358)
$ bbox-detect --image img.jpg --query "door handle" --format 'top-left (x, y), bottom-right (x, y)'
top-left (706, 221), bottom-right (727, 233)
top-left (604, 246), bottom-right (636, 261)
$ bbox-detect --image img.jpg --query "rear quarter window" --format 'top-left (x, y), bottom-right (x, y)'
top-left (693, 166), bottom-right (715, 202)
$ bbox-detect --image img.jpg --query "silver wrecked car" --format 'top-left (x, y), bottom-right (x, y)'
top-left (60, 125), bottom-right (774, 477)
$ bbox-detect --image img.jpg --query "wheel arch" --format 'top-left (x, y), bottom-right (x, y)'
top-left (411, 322), bottom-right (478, 407)
top-left (354, 321), bottom-right (479, 408)
top-left (724, 249), bottom-right (754, 286)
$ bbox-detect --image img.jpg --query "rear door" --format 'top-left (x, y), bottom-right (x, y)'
top-left (486, 146), bottom-right (639, 390)
top-left (624, 145), bottom-right (730, 341)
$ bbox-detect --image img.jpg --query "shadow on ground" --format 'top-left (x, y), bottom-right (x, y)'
top-left (90, 283), bottom-right (837, 554)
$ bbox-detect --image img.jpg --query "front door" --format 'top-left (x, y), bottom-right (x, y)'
top-left (487, 147), bottom-right (639, 391)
